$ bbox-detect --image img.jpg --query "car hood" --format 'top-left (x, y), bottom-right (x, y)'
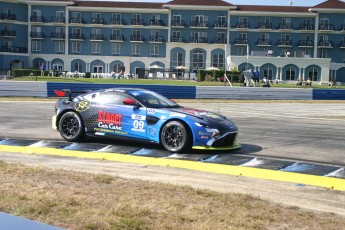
top-left (171, 107), bottom-right (226, 122)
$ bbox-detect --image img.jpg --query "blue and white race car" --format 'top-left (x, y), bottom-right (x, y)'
top-left (52, 88), bottom-right (240, 152)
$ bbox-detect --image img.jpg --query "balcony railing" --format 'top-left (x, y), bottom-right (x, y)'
top-left (190, 21), bottom-right (209, 28)
top-left (131, 19), bottom-right (144, 26)
top-left (110, 18), bottom-right (124, 25)
top-left (257, 39), bottom-right (271, 46)
top-left (150, 36), bottom-right (163, 42)
top-left (171, 36), bottom-right (184, 42)
top-left (90, 18), bottom-right (105, 24)
top-left (171, 20), bottom-right (185, 27)
top-left (110, 34), bottom-right (124, 41)
top-left (235, 39), bottom-right (248, 45)
top-left (299, 24), bottom-right (314, 31)
top-left (279, 23), bottom-right (293, 30)
top-left (340, 41), bottom-right (345, 48)
top-left (214, 21), bottom-right (227, 28)
top-left (70, 17), bottom-right (84, 24)
top-left (319, 24), bottom-right (334, 31)
top-left (50, 16), bottom-right (65, 23)
top-left (1, 13), bottom-right (16, 20)
top-left (30, 32), bottom-right (45, 39)
top-left (214, 38), bottom-right (226, 44)
top-left (340, 25), bottom-right (345, 31)
top-left (90, 34), bottom-right (104, 40)
top-left (1, 30), bottom-right (16, 37)
top-left (277, 39), bottom-right (292, 46)
top-left (298, 40), bottom-right (313, 47)
top-left (0, 45), bottom-right (27, 53)
top-left (30, 16), bottom-right (44, 22)
top-left (257, 23), bottom-right (272, 30)
top-left (131, 35), bottom-right (144, 42)
top-left (191, 37), bottom-right (208, 43)
top-left (318, 41), bottom-right (333, 47)
top-left (51, 32), bottom-right (65, 39)
top-left (150, 20), bottom-right (164, 26)
top-left (70, 33), bottom-right (85, 40)
top-left (236, 22), bottom-right (249, 29)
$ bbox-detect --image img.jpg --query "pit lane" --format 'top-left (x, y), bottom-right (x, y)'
top-left (1, 100), bottom-right (345, 190)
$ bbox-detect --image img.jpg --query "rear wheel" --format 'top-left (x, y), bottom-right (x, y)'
top-left (58, 111), bottom-right (85, 142)
top-left (160, 120), bottom-right (191, 152)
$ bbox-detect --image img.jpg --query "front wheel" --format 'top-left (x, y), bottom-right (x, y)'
top-left (58, 111), bottom-right (85, 142)
top-left (160, 120), bottom-right (191, 152)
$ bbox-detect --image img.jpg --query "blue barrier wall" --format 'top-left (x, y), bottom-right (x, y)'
top-left (47, 82), bottom-right (196, 99)
top-left (313, 89), bottom-right (345, 100)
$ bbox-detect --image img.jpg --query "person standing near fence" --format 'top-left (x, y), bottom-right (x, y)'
top-left (40, 63), bottom-right (45, 76)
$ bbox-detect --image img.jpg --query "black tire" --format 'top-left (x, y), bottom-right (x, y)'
top-left (160, 120), bottom-right (191, 152)
top-left (58, 111), bottom-right (85, 142)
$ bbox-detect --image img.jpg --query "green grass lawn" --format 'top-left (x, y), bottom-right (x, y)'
top-left (12, 75), bottom-right (344, 89)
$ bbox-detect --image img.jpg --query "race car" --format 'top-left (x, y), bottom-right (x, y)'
top-left (52, 88), bottom-right (240, 152)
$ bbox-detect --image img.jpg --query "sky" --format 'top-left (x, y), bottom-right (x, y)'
top-left (90, 0), bottom-right (329, 7)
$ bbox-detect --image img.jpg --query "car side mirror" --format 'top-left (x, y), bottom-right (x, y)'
top-left (123, 98), bottom-right (139, 106)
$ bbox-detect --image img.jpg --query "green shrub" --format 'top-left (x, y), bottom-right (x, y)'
top-left (85, 72), bottom-right (91, 78)
top-left (12, 68), bottom-right (40, 77)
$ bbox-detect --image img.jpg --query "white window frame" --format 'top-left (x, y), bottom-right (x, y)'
top-left (55, 41), bottom-right (64, 53)
top-left (72, 42), bottom-right (81, 53)
top-left (112, 43), bottom-right (120, 54)
top-left (131, 43), bottom-right (140, 55)
top-left (32, 40), bottom-right (41, 51)
top-left (92, 42), bottom-right (101, 53)
top-left (150, 44), bottom-right (159, 56)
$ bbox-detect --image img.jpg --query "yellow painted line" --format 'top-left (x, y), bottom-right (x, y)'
top-left (0, 144), bottom-right (344, 191)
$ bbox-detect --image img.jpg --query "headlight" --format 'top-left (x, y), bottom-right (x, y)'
top-left (195, 122), bottom-right (212, 128)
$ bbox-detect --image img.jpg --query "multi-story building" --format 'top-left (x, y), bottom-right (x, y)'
top-left (1, 0), bottom-right (345, 83)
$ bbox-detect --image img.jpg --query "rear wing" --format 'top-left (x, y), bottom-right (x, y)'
top-left (54, 89), bottom-right (91, 101)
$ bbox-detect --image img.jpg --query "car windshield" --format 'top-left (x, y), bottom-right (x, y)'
top-left (128, 90), bottom-right (180, 108)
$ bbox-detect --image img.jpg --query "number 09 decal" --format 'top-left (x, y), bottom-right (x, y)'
top-left (133, 120), bottom-right (145, 130)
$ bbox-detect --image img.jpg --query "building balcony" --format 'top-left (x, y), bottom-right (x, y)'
top-left (50, 16), bottom-right (65, 23)
top-left (150, 36), bottom-right (163, 43)
top-left (257, 39), bottom-right (271, 46)
top-left (1, 13), bottom-right (16, 21)
top-left (0, 45), bottom-right (27, 53)
top-left (257, 23), bottom-right (272, 30)
top-left (191, 37), bottom-right (208, 43)
top-left (90, 34), bottom-right (105, 41)
top-left (299, 24), bottom-right (314, 31)
top-left (30, 32), bottom-right (45, 39)
top-left (190, 21), bottom-right (209, 28)
top-left (318, 41), bottom-right (333, 48)
top-left (90, 18), bottom-right (105, 24)
top-left (298, 40), bottom-right (313, 47)
top-left (319, 24), bottom-right (334, 31)
top-left (214, 21), bottom-right (227, 29)
top-left (277, 39), bottom-right (292, 47)
top-left (131, 19), bottom-right (144, 26)
top-left (51, 32), bottom-right (65, 40)
top-left (340, 41), bottom-right (345, 48)
top-left (214, 38), bottom-right (226, 44)
top-left (1, 30), bottom-right (16, 37)
top-left (171, 36), bottom-right (184, 42)
top-left (110, 18), bottom-right (124, 25)
top-left (110, 34), bottom-right (124, 42)
top-left (70, 33), bottom-right (85, 40)
top-left (235, 39), bottom-right (248, 45)
top-left (340, 25), bottom-right (345, 32)
top-left (150, 20), bottom-right (164, 26)
top-left (278, 23), bottom-right (293, 30)
top-left (171, 20), bottom-right (185, 27)
top-left (130, 35), bottom-right (144, 42)
top-left (235, 22), bottom-right (249, 29)
top-left (30, 16), bottom-right (44, 23)
top-left (70, 17), bottom-right (84, 24)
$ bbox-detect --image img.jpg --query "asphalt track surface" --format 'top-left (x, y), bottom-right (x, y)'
top-left (0, 100), bottom-right (345, 215)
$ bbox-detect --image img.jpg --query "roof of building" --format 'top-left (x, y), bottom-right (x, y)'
top-left (313, 0), bottom-right (345, 8)
top-left (165, 0), bottom-right (233, 6)
top-left (74, 1), bottom-right (164, 9)
top-left (234, 5), bottom-right (310, 13)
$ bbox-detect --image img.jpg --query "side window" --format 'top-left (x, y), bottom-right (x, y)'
top-left (100, 92), bottom-right (127, 105)
top-left (83, 92), bottom-right (100, 102)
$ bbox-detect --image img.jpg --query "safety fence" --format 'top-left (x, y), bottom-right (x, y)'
top-left (0, 81), bottom-right (344, 100)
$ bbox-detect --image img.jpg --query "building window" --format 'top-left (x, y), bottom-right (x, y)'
top-left (55, 41), bottom-right (64, 53)
top-left (285, 67), bottom-right (295, 81)
top-left (113, 63), bottom-right (121, 72)
top-left (131, 44), bottom-right (140, 55)
top-left (150, 44), bottom-right (159, 56)
top-left (192, 49), bottom-right (203, 69)
top-left (263, 67), bottom-right (273, 80)
top-left (308, 68), bottom-right (318, 81)
top-left (92, 42), bottom-right (101, 53)
top-left (212, 54), bottom-right (224, 69)
top-left (72, 42), bottom-right (81, 53)
top-left (319, 49), bottom-right (327, 58)
top-left (172, 52), bottom-right (183, 67)
top-left (237, 47), bottom-right (246, 56)
top-left (32, 40), bottom-right (41, 51)
top-left (112, 43), bottom-right (120, 54)
top-left (74, 62), bottom-right (82, 72)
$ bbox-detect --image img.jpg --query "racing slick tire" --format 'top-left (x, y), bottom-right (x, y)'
top-left (58, 111), bottom-right (85, 142)
top-left (160, 120), bottom-right (191, 152)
